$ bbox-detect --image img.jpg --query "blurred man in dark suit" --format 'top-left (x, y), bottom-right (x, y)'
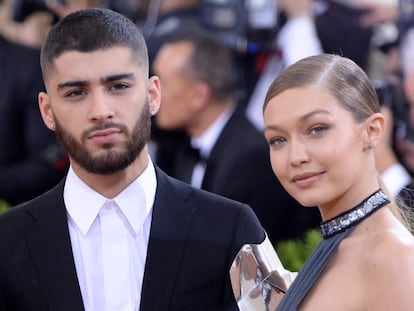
top-left (153, 29), bottom-right (320, 243)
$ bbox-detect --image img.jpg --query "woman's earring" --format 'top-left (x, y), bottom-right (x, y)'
top-left (367, 142), bottom-right (374, 149)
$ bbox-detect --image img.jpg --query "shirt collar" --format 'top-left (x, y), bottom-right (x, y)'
top-left (64, 158), bottom-right (157, 236)
top-left (191, 105), bottom-right (235, 159)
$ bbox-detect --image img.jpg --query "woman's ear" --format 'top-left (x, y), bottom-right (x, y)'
top-left (363, 112), bottom-right (386, 148)
top-left (38, 92), bottom-right (56, 131)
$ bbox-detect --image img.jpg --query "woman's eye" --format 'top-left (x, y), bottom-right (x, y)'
top-left (309, 125), bottom-right (328, 136)
top-left (269, 136), bottom-right (286, 146)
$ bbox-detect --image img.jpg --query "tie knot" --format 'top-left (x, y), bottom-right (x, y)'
top-left (176, 141), bottom-right (206, 184)
top-left (188, 145), bottom-right (201, 161)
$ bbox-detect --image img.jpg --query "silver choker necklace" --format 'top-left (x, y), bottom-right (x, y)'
top-left (320, 189), bottom-right (390, 239)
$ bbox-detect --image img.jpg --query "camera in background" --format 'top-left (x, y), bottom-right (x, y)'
top-left (199, 0), bottom-right (279, 54)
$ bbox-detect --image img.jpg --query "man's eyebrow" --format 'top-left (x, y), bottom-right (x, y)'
top-left (56, 73), bottom-right (137, 90)
top-left (101, 72), bottom-right (136, 83)
top-left (57, 80), bottom-right (89, 90)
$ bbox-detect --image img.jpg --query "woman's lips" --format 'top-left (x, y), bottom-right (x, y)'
top-left (291, 172), bottom-right (324, 187)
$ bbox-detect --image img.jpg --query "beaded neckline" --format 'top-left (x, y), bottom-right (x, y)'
top-left (320, 189), bottom-right (390, 239)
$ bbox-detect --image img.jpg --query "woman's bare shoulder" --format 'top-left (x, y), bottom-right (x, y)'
top-left (360, 227), bottom-right (414, 309)
top-left (363, 226), bottom-right (414, 269)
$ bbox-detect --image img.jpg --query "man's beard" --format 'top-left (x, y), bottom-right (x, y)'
top-left (54, 102), bottom-right (151, 175)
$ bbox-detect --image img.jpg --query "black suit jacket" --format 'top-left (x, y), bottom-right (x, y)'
top-left (172, 110), bottom-right (320, 243)
top-left (0, 167), bottom-right (264, 311)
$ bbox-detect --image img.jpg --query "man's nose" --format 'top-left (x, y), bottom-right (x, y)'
top-left (88, 92), bottom-right (115, 122)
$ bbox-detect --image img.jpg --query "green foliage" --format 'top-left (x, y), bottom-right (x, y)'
top-left (0, 200), bottom-right (11, 214)
top-left (275, 228), bottom-right (322, 272)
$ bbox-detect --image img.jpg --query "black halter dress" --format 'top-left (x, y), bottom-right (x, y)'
top-left (275, 189), bottom-right (390, 311)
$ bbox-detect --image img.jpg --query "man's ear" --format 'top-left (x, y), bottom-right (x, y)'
top-left (363, 112), bottom-right (386, 148)
top-left (148, 76), bottom-right (161, 116)
top-left (38, 92), bottom-right (56, 131)
top-left (190, 80), bottom-right (210, 112)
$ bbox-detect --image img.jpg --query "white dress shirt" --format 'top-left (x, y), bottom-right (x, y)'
top-left (64, 159), bottom-right (157, 311)
top-left (190, 106), bottom-right (234, 188)
top-left (381, 163), bottom-right (412, 197)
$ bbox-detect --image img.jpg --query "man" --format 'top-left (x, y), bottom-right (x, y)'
top-left (0, 8), bottom-right (264, 311)
top-left (152, 30), bottom-right (320, 243)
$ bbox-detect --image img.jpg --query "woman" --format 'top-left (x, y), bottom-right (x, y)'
top-left (263, 54), bottom-right (414, 310)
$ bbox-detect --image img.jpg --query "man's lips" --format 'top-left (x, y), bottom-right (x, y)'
top-left (88, 128), bottom-right (121, 143)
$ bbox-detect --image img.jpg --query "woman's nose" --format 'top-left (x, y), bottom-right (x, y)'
top-left (289, 140), bottom-right (310, 167)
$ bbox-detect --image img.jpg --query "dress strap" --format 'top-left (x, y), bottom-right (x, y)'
top-left (275, 228), bottom-right (353, 310)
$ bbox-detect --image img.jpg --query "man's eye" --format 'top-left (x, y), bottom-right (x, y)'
top-left (65, 89), bottom-right (86, 97)
top-left (109, 83), bottom-right (130, 91)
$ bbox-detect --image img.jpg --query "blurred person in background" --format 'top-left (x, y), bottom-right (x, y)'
top-left (0, 0), bottom-right (101, 48)
top-left (0, 0), bottom-right (68, 205)
top-left (0, 0), bottom-right (53, 48)
top-left (395, 26), bottom-right (414, 179)
top-left (153, 29), bottom-right (320, 243)
top-left (246, 0), bottom-right (323, 130)
top-left (374, 102), bottom-right (414, 206)
top-left (371, 35), bottom-right (414, 206)
top-left (134, 0), bottom-right (201, 64)
top-left (131, 0), bottom-right (205, 173)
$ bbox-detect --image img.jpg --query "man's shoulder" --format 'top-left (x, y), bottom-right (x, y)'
top-left (0, 203), bottom-right (34, 249)
top-left (160, 170), bottom-right (265, 239)
top-left (160, 169), bottom-right (248, 208)
top-left (157, 167), bottom-right (262, 219)
top-left (0, 184), bottom-right (62, 231)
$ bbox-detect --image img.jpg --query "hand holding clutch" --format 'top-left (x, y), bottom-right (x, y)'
top-left (230, 234), bottom-right (297, 311)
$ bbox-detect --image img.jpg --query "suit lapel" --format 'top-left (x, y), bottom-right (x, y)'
top-left (24, 182), bottom-right (85, 310)
top-left (22, 169), bottom-right (196, 311)
top-left (140, 168), bottom-right (196, 311)
top-left (202, 111), bottom-right (239, 190)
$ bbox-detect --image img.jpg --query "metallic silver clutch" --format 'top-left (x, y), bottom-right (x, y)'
top-left (230, 235), bottom-right (297, 311)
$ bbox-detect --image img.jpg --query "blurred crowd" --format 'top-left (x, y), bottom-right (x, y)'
top-left (2, 0), bottom-right (414, 243)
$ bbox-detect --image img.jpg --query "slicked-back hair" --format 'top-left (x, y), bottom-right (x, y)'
top-left (263, 54), bottom-right (380, 123)
top-left (164, 28), bottom-right (238, 102)
top-left (263, 53), bottom-right (414, 230)
top-left (40, 8), bottom-right (149, 81)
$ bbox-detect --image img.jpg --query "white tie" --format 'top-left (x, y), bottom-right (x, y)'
top-left (99, 200), bottom-right (132, 311)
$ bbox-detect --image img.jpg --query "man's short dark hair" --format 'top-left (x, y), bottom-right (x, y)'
top-left (165, 28), bottom-right (238, 102)
top-left (40, 8), bottom-right (149, 81)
